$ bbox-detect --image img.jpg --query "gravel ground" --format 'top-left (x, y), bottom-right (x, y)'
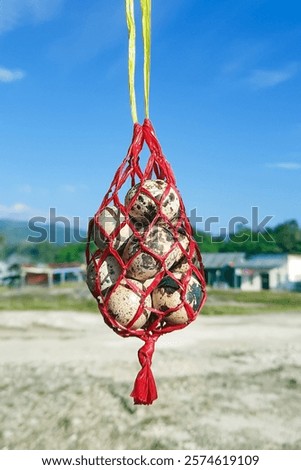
top-left (0, 310), bottom-right (301, 450)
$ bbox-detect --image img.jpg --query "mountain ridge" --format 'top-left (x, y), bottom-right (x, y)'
top-left (0, 219), bottom-right (87, 246)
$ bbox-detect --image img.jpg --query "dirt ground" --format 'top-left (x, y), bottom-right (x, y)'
top-left (0, 309), bottom-right (301, 450)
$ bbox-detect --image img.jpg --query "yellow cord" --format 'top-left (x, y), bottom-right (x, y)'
top-left (126, 0), bottom-right (151, 123)
top-left (126, 0), bottom-right (138, 123)
top-left (140, 0), bottom-right (151, 119)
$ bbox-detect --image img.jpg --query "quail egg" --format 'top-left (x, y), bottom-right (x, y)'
top-left (92, 205), bottom-right (132, 251)
top-left (86, 255), bottom-right (122, 297)
top-left (125, 179), bottom-right (180, 224)
top-left (152, 273), bottom-right (203, 325)
top-left (171, 243), bottom-right (200, 274)
top-left (107, 279), bottom-right (151, 329)
top-left (122, 226), bottom-right (188, 282)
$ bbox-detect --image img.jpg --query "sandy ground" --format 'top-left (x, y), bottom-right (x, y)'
top-left (0, 309), bottom-right (301, 450)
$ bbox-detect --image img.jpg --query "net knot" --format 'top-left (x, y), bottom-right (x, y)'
top-left (130, 335), bottom-right (158, 405)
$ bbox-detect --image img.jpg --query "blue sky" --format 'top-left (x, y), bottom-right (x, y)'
top-left (0, 0), bottom-right (300, 234)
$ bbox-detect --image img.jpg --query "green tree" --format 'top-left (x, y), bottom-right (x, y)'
top-left (272, 220), bottom-right (301, 253)
top-left (54, 243), bottom-right (86, 263)
top-left (0, 234), bottom-right (5, 259)
top-left (195, 231), bottom-right (220, 253)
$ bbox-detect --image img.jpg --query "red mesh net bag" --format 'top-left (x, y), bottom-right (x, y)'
top-left (86, 119), bottom-right (207, 405)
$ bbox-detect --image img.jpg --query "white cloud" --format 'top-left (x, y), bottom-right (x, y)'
top-left (0, 0), bottom-right (64, 34)
top-left (267, 162), bottom-right (301, 170)
top-left (248, 63), bottom-right (298, 89)
top-left (0, 67), bottom-right (25, 83)
top-left (0, 203), bottom-right (37, 220)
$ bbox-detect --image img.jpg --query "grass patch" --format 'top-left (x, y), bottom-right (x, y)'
top-left (202, 305), bottom-right (254, 316)
top-left (0, 285), bottom-right (300, 314)
top-left (0, 291), bottom-right (97, 312)
top-left (0, 286), bottom-right (9, 294)
top-left (209, 289), bottom-right (301, 311)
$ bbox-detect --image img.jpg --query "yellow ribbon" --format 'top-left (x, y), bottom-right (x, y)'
top-left (140, 0), bottom-right (151, 119)
top-left (126, 0), bottom-right (138, 123)
top-left (126, 0), bottom-right (151, 123)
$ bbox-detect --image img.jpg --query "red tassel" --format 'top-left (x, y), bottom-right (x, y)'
top-left (131, 337), bottom-right (158, 405)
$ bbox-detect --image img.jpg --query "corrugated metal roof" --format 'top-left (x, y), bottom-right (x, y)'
top-left (202, 252), bottom-right (288, 270)
top-left (241, 254), bottom-right (287, 269)
top-left (202, 252), bottom-right (246, 269)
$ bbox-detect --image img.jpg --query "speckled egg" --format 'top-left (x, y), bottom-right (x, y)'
top-left (143, 277), bottom-right (157, 291)
top-left (124, 179), bottom-right (180, 224)
top-left (93, 206), bottom-right (132, 251)
top-left (168, 232), bottom-right (190, 268)
top-left (86, 255), bottom-right (122, 297)
top-left (171, 243), bottom-right (200, 274)
top-left (107, 279), bottom-right (151, 329)
top-left (152, 274), bottom-right (203, 325)
top-left (122, 226), bottom-right (187, 282)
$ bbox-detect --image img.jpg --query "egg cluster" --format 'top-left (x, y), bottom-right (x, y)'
top-left (87, 179), bottom-right (203, 331)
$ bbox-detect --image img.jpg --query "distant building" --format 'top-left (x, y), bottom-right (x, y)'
top-left (202, 252), bottom-right (245, 289)
top-left (238, 254), bottom-right (288, 291)
top-left (0, 261), bottom-right (9, 285)
top-left (203, 253), bottom-right (301, 291)
top-left (6, 254), bottom-right (31, 266)
top-left (20, 263), bottom-right (85, 287)
top-left (0, 260), bottom-right (20, 286)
